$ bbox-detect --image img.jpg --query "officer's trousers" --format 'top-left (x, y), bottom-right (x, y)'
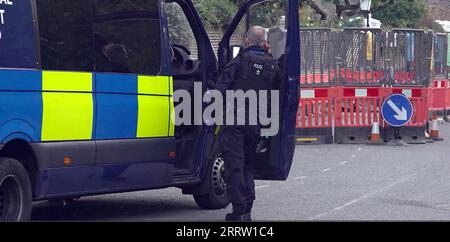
top-left (220, 125), bottom-right (260, 206)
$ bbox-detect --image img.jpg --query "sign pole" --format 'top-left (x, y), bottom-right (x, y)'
top-left (386, 127), bottom-right (408, 146)
top-left (381, 94), bottom-right (414, 147)
top-left (394, 127), bottom-right (400, 139)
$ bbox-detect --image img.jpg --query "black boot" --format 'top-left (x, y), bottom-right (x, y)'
top-left (225, 204), bottom-right (251, 221)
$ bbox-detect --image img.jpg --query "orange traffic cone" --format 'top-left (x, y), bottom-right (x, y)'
top-left (367, 122), bottom-right (384, 145)
top-left (430, 116), bottom-right (443, 141)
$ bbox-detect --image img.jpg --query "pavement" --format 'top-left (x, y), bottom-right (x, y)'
top-left (32, 123), bottom-right (450, 221)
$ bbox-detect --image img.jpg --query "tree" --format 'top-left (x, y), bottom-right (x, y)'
top-left (193, 0), bottom-right (237, 30)
top-left (248, 0), bottom-right (286, 27)
top-left (165, 3), bottom-right (193, 46)
top-left (301, 0), bottom-right (427, 29)
top-left (301, 0), bottom-right (398, 20)
top-left (372, 0), bottom-right (427, 28)
top-left (194, 0), bottom-right (286, 30)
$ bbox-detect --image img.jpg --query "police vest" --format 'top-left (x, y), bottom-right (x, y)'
top-left (232, 50), bottom-right (277, 92)
top-left (229, 49), bottom-right (277, 126)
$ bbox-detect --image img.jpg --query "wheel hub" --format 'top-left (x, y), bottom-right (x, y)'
top-left (211, 156), bottom-right (226, 195)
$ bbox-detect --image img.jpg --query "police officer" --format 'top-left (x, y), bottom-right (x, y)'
top-left (215, 26), bottom-right (279, 221)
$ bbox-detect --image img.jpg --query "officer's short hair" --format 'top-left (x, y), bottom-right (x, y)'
top-left (246, 26), bottom-right (267, 47)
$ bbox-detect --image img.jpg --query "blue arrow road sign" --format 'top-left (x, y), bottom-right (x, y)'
top-left (382, 94), bottom-right (414, 127)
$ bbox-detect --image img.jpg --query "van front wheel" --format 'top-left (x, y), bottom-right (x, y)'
top-left (0, 158), bottom-right (32, 221)
top-left (193, 156), bottom-right (230, 209)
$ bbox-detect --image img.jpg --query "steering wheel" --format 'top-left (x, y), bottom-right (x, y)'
top-left (170, 44), bottom-right (200, 76)
top-left (172, 44), bottom-right (192, 56)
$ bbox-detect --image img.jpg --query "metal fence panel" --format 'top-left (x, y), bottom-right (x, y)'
top-left (300, 28), bottom-right (335, 87)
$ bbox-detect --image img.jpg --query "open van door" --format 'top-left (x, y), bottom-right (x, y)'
top-left (218, 0), bottom-right (300, 180)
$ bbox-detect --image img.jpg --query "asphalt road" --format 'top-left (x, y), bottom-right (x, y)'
top-left (32, 123), bottom-right (450, 221)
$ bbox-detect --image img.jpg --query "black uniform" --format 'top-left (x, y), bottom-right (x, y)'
top-left (215, 46), bottom-right (278, 218)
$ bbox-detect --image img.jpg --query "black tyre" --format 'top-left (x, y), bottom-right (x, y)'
top-left (0, 158), bottom-right (32, 221)
top-left (193, 155), bottom-right (230, 209)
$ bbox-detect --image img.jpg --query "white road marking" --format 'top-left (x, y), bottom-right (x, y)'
top-left (351, 154), bottom-right (356, 158)
top-left (340, 161), bottom-right (348, 165)
top-left (436, 204), bottom-right (450, 209)
top-left (357, 147), bottom-right (362, 151)
top-left (322, 168), bottom-right (331, 173)
top-left (307, 173), bottom-right (416, 220)
top-left (295, 176), bottom-right (308, 180)
top-left (256, 185), bottom-right (268, 189)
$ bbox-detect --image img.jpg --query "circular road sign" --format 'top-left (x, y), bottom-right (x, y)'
top-left (381, 94), bottom-right (414, 127)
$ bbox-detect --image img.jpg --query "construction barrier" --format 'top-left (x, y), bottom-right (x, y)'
top-left (339, 28), bottom-right (385, 86)
top-left (296, 28), bottom-right (335, 144)
top-left (296, 87), bottom-right (334, 144)
top-left (334, 87), bottom-right (384, 144)
top-left (446, 84), bottom-right (450, 120)
top-left (429, 79), bottom-right (448, 119)
top-left (389, 29), bottom-right (433, 87)
top-left (446, 33), bottom-right (450, 120)
top-left (300, 28), bottom-right (337, 86)
top-left (296, 87), bottom-right (429, 144)
top-left (430, 33), bottom-right (449, 121)
top-left (296, 27), bottom-right (447, 145)
top-left (333, 87), bottom-right (428, 144)
top-left (386, 87), bottom-right (428, 144)
top-left (433, 33), bottom-right (448, 80)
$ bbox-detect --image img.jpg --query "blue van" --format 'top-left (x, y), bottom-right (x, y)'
top-left (0, 0), bottom-right (299, 221)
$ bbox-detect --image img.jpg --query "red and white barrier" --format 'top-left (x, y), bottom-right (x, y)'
top-left (296, 87), bottom-right (334, 144)
top-left (296, 85), bottom-right (429, 144)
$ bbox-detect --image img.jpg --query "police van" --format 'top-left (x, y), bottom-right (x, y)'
top-left (0, 0), bottom-right (299, 221)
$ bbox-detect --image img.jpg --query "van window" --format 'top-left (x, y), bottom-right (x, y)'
top-left (166, 2), bottom-right (198, 60)
top-left (36, 0), bottom-right (95, 72)
top-left (92, 0), bottom-right (162, 75)
top-left (0, 0), bottom-right (37, 69)
top-left (92, 0), bottom-right (159, 16)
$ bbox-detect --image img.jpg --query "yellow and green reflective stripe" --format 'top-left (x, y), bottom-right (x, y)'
top-left (137, 96), bottom-right (170, 138)
top-left (40, 72), bottom-right (174, 141)
top-left (136, 75), bottom-right (173, 138)
top-left (42, 71), bottom-right (92, 92)
top-left (138, 76), bottom-right (170, 96)
top-left (41, 71), bottom-right (93, 141)
top-left (169, 76), bottom-right (173, 95)
top-left (168, 95), bottom-right (175, 137)
top-left (168, 76), bottom-right (174, 136)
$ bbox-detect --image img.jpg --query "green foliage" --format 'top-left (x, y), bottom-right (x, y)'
top-left (372, 0), bottom-right (427, 28)
top-left (248, 0), bottom-right (286, 28)
top-left (193, 0), bottom-right (286, 30)
top-left (299, 5), bottom-right (324, 27)
top-left (328, 16), bottom-right (365, 30)
top-left (165, 3), bottom-right (194, 46)
top-left (193, 0), bottom-right (427, 30)
top-left (317, 0), bottom-right (428, 29)
top-left (340, 17), bottom-right (364, 29)
top-left (193, 0), bottom-right (238, 30)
